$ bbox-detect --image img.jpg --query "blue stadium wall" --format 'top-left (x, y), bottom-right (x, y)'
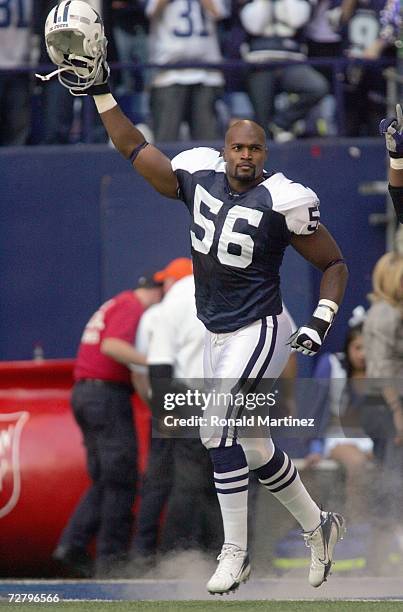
top-left (0, 140), bottom-right (388, 374)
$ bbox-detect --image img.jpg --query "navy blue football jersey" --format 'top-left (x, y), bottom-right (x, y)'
top-left (172, 148), bottom-right (320, 333)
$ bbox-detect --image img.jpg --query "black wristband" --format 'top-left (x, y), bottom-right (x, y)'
top-left (323, 258), bottom-right (346, 272)
top-left (129, 141), bottom-right (149, 163)
top-left (85, 81), bottom-right (111, 96)
top-left (389, 151), bottom-right (403, 159)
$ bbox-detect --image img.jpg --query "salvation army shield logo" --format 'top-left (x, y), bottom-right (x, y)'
top-left (0, 412), bottom-right (29, 518)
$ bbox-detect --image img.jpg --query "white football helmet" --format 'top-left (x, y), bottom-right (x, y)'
top-left (36, 1), bottom-right (108, 95)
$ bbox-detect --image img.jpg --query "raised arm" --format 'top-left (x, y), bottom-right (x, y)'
top-left (380, 103), bottom-right (403, 222)
top-left (93, 98), bottom-right (179, 199)
top-left (36, 6), bottom-right (179, 200)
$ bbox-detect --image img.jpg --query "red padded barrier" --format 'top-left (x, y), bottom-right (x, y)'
top-left (0, 360), bottom-right (150, 576)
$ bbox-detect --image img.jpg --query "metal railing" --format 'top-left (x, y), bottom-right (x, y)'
top-left (0, 55), bottom-right (396, 142)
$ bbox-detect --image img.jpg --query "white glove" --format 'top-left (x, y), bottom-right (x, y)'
top-left (379, 103), bottom-right (403, 159)
top-left (288, 299), bottom-right (338, 357)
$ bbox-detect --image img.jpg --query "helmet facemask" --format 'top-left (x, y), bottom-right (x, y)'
top-left (46, 30), bottom-right (107, 95)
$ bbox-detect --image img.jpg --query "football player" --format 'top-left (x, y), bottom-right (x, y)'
top-left (37, 0), bottom-right (348, 594)
top-left (380, 104), bottom-right (403, 223)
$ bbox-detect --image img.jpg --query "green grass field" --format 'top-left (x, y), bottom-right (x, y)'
top-left (3, 601), bottom-right (403, 612)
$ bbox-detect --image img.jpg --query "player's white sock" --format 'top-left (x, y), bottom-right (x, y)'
top-left (255, 446), bottom-right (321, 532)
top-left (209, 444), bottom-right (249, 550)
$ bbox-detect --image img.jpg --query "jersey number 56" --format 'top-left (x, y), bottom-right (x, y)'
top-left (191, 185), bottom-right (263, 269)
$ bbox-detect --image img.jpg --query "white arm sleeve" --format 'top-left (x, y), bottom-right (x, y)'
top-left (283, 198), bottom-right (320, 235)
top-left (131, 304), bottom-right (161, 373)
top-left (147, 302), bottom-right (177, 367)
top-left (266, 173), bottom-right (320, 235)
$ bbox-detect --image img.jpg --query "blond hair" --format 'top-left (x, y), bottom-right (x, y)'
top-left (369, 252), bottom-right (403, 308)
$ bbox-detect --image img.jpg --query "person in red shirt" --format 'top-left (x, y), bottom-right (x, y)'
top-left (53, 273), bottom-right (163, 577)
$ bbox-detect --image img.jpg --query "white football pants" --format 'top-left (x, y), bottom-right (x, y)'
top-left (201, 311), bottom-right (292, 468)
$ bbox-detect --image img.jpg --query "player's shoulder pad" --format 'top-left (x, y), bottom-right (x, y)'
top-left (263, 172), bottom-right (320, 235)
top-left (171, 147), bottom-right (225, 174)
top-left (263, 172), bottom-right (319, 211)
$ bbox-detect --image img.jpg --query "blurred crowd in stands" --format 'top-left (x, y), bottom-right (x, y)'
top-left (0, 0), bottom-right (401, 146)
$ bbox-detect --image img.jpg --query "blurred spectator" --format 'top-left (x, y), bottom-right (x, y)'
top-left (111, 1), bottom-right (149, 96)
top-left (130, 258), bottom-right (193, 566)
top-left (131, 302), bottom-right (174, 570)
top-left (36, 0), bottom-right (74, 144)
top-left (52, 274), bottom-right (162, 578)
top-left (341, 0), bottom-right (397, 136)
top-left (271, 308), bottom-right (373, 572)
top-left (379, 0), bottom-right (401, 46)
top-left (0, 0), bottom-right (34, 146)
top-left (306, 310), bottom-right (373, 523)
top-left (131, 258), bottom-right (222, 567)
top-left (218, 0), bottom-right (255, 125)
top-left (361, 253), bottom-right (403, 534)
top-left (145, 0), bottom-right (228, 141)
top-left (239, 0), bottom-right (329, 140)
top-left (147, 267), bottom-right (222, 554)
top-left (303, 0), bottom-right (344, 135)
top-left (305, 0), bottom-right (344, 65)
top-left (379, 0), bottom-right (402, 98)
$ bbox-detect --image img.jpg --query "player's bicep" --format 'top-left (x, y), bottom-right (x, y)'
top-left (133, 144), bottom-right (179, 199)
top-left (290, 224), bottom-right (344, 271)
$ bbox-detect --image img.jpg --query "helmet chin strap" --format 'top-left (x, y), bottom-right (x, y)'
top-left (35, 65), bottom-right (71, 82)
top-left (36, 52), bottom-right (104, 96)
top-left (36, 64), bottom-right (96, 96)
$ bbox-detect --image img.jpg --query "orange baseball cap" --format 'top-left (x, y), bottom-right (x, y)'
top-left (154, 258), bottom-right (193, 282)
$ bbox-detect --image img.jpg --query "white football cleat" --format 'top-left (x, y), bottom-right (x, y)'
top-left (303, 511), bottom-right (346, 587)
top-left (207, 543), bottom-right (250, 595)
